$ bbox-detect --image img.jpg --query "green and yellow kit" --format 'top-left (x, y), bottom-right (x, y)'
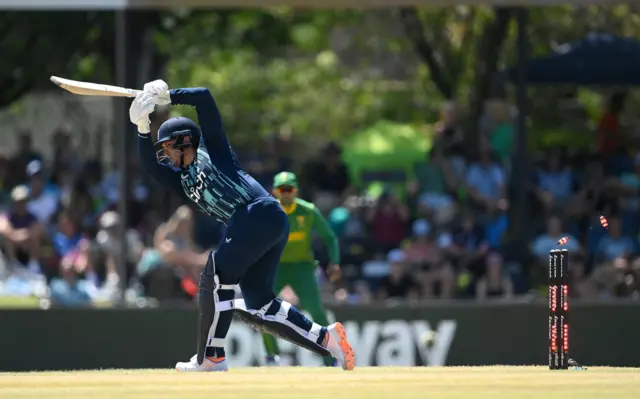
top-left (263, 197), bottom-right (340, 365)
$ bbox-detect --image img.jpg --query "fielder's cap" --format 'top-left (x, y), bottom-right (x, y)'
top-left (387, 249), bottom-right (406, 263)
top-left (273, 171), bottom-right (298, 188)
top-left (26, 160), bottom-right (43, 177)
top-left (412, 219), bottom-right (431, 236)
top-left (11, 185), bottom-right (29, 202)
top-left (99, 211), bottom-right (120, 229)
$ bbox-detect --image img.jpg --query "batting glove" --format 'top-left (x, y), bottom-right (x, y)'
top-left (143, 79), bottom-right (171, 105)
top-left (129, 92), bottom-right (155, 134)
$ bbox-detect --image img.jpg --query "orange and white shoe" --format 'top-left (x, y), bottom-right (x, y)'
top-left (175, 354), bottom-right (228, 372)
top-left (326, 322), bottom-right (355, 371)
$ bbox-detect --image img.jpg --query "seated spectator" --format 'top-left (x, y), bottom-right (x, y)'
top-left (530, 215), bottom-right (581, 261)
top-left (443, 212), bottom-right (489, 280)
top-left (591, 256), bottom-right (640, 299)
top-left (0, 185), bottom-right (43, 274)
top-left (49, 213), bottom-right (85, 278)
top-left (49, 240), bottom-right (93, 307)
top-left (408, 145), bottom-right (458, 225)
top-left (61, 179), bottom-right (97, 230)
top-left (403, 219), bottom-right (454, 298)
top-left (377, 249), bottom-right (420, 301)
top-left (533, 151), bottom-right (578, 214)
top-left (475, 251), bottom-right (513, 301)
top-left (465, 144), bottom-right (508, 215)
top-left (303, 142), bottom-right (353, 215)
top-left (138, 206), bottom-right (208, 300)
top-left (366, 191), bottom-right (410, 253)
top-left (25, 160), bottom-right (59, 224)
top-left (569, 254), bottom-right (596, 299)
top-left (89, 211), bottom-right (144, 301)
top-left (595, 216), bottom-right (635, 262)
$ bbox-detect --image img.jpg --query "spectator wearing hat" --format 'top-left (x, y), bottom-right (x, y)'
top-left (25, 160), bottom-right (59, 224)
top-left (0, 185), bottom-right (43, 274)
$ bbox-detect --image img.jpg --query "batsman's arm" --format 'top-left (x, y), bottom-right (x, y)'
top-left (311, 206), bottom-right (340, 265)
top-left (168, 88), bottom-right (233, 163)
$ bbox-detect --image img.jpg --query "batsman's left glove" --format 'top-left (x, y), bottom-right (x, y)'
top-left (129, 92), bottom-right (155, 133)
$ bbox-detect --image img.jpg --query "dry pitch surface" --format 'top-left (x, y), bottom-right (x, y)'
top-left (1, 367), bottom-right (639, 399)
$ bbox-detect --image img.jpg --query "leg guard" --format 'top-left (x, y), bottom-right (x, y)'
top-left (196, 254), bottom-right (236, 365)
top-left (234, 298), bottom-right (331, 357)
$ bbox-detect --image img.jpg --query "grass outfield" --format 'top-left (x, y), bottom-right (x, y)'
top-left (1, 366), bottom-right (639, 399)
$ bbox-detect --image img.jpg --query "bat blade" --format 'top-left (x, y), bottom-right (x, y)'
top-left (50, 76), bottom-right (142, 98)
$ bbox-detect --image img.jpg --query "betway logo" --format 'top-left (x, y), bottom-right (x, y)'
top-left (346, 319), bottom-right (457, 366)
top-left (224, 315), bottom-right (457, 367)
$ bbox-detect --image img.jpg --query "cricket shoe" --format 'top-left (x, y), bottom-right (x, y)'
top-left (175, 354), bottom-right (228, 372)
top-left (264, 355), bottom-right (281, 366)
top-left (325, 322), bottom-right (355, 371)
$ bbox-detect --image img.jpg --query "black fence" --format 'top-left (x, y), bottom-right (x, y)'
top-left (1, 302), bottom-right (636, 371)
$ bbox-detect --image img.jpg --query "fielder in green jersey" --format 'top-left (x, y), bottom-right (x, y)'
top-left (263, 171), bottom-right (340, 366)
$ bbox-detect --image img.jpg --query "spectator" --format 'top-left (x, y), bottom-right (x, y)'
top-left (50, 213), bottom-right (84, 277)
top-left (403, 219), bottom-right (454, 298)
top-left (25, 160), bottom-right (59, 224)
top-left (569, 254), bottom-right (596, 299)
top-left (377, 249), bottom-right (420, 301)
top-left (0, 185), bottom-right (43, 274)
top-left (62, 179), bottom-right (98, 230)
top-left (530, 215), bottom-right (581, 262)
top-left (595, 216), bottom-right (635, 262)
top-left (465, 144), bottom-right (508, 215)
top-left (443, 213), bottom-right (489, 280)
top-left (303, 142), bottom-right (353, 214)
top-left (475, 251), bottom-right (513, 301)
top-left (408, 145), bottom-right (458, 225)
top-left (49, 240), bottom-right (93, 307)
top-left (534, 151), bottom-right (578, 214)
top-left (89, 211), bottom-right (144, 301)
top-left (366, 191), bottom-right (410, 253)
top-left (138, 206), bottom-right (208, 300)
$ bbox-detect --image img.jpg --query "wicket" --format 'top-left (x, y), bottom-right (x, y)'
top-left (548, 249), bottom-right (569, 370)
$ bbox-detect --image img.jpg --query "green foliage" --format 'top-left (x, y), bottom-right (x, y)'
top-left (163, 10), bottom-right (428, 144)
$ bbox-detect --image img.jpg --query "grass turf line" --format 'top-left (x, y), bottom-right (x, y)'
top-left (1, 366), bottom-right (639, 399)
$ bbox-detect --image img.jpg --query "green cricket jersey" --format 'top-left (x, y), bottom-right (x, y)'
top-left (279, 198), bottom-right (340, 265)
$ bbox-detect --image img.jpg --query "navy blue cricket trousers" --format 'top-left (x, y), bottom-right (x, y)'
top-left (208, 196), bottom-right (289, 310)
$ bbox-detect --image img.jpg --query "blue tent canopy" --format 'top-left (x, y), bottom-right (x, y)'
top-left (505, 33), bottom-right (640, 85)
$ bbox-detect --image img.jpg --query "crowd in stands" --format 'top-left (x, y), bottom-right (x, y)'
top-left (1, 92), bottom-right (640, 308)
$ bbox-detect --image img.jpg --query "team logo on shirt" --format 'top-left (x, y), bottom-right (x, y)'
top-left (296, 216), bottom-right (305, 228)
top-left (186, 169), bottom-right (207, 203)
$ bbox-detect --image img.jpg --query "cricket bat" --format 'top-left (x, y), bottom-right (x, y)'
top-left (50, 76), bottom-right (142, 98)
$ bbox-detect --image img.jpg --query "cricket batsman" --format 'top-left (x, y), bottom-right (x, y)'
top-left (263, 172), bottom-right (340, 366)
top-left (129, 79), bottom-right (354, 372)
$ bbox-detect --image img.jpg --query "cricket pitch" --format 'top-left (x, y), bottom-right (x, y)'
top-left (1, 366), bottom-right (639, 399)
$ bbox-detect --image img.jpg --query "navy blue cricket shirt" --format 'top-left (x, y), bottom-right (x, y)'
top-left (138, 88), bottom-right (269, 225)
